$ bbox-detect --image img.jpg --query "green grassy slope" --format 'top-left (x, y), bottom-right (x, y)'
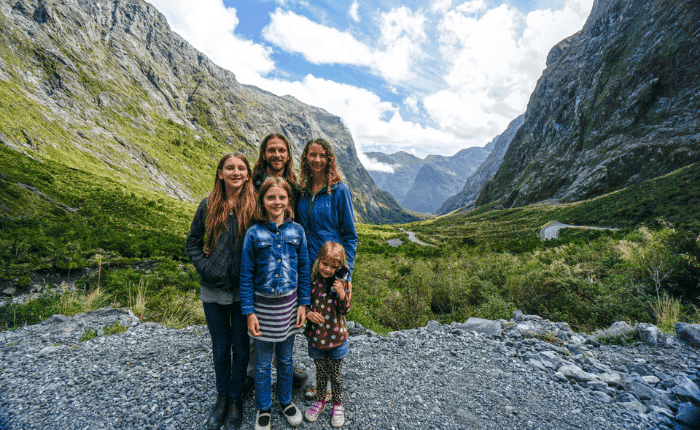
top-left (2, 147), bottom-right (699, 333)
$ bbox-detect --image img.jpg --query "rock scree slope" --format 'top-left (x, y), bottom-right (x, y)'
top-left (1, 308), bottom-right (699, 429)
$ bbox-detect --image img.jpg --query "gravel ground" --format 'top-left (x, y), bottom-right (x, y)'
top-left (0, 308), bottom-right (698, 429)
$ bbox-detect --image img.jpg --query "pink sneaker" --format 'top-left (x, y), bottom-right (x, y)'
top-left (304, 400), bottom-right (326, 422)
top-left (331, 403), bottom-right (345, 428)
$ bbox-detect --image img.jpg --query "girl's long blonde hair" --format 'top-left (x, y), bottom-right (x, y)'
top-left (205, 153), bottom-right (256, 252)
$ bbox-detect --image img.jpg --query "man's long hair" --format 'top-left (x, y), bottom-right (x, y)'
top-left (251, 133), bottom-right (298, 186)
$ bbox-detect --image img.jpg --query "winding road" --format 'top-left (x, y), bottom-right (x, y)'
top-left (540, 221), bottom-right (619, 240)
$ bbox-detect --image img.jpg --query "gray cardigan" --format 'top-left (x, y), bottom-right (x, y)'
top-left (185, 198), bottom-right (242, 304)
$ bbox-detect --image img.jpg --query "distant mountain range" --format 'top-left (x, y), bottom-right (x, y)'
top-left (437, 115), bottom-right (523, 214)
top-left (0, 0), bottom-right (418, 224)
top-left (365, 146), bottom-right (491, 213)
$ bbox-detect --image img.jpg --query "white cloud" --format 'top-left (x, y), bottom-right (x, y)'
top-left (423, 0), bottom-right (593, 142)
top-left (432, 0), bottom-right (453, 13)
top-left (404, 96), bottom-right (419, 113)
top-left (262, 8), bottom-right (425, 82)
top-left (148, 0), bottom-right (594, 157)
top-left (455, 0), bottom-right (486, 14)
top-left (360, 154), bottom-right (397, 172)
top-left (349, 1), bottom-right (359, 22)
top-left (258, 75), bottom-right (468, 155)
top-left (148, 0), bottom-right (274, 84)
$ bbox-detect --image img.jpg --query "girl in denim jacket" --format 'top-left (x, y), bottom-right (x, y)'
top-left (240, 177), bottom-right (310, 430)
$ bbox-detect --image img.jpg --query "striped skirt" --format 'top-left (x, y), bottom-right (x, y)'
top-left (251, 289), bottom-right (302, 342)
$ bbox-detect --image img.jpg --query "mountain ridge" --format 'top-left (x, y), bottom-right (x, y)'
top-left (0, 0), bottom-right (417, 223)
top-left (365, 146), bottom-right (489, 213)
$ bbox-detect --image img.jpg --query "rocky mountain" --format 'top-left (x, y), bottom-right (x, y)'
top-left (365, 146), bottom-right (489, 213)
top-left (438, 115), bottom-right (524, 214)
top-left (477, 0), bottom-right (700, 208)
top-left (0, 0), bottom-right (417, 224)
top-left (401, 164), bottom-right (462, 213)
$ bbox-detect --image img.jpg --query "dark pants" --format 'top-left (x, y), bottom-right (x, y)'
top-left (203, 301), bottom-right (250, 400)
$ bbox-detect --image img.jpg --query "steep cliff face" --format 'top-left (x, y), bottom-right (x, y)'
top-left (365, 147), bottom-right (489, 213)
top-left (437, 115), bottom-right (523, 214)
top-left (0, 0), bottom-right (415, 223)
top-left (477, 0), bottom-right (700, 208)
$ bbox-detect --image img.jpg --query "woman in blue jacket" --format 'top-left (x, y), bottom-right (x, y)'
top-left (297, 138), bottom-right (358, 402)
top-left (185, 153), bottom-right (257, 429)
top-left (297, 138), bottom-right (358, 290)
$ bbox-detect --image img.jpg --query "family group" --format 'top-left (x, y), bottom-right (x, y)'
top-left (185, 134), bottom-right (358, 430)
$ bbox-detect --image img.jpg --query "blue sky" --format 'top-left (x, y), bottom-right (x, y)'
top-left (149, 0), bottom-right (593, 170)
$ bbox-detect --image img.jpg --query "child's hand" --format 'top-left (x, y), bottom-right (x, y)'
top-left (307, 311), bottom-right (324, 325)
top-left (295, 305), bottom-right (306, 328)
top-left (333, 280), bottom-right (346, 301)
top-left (247, 314), bottom-right (261, 337)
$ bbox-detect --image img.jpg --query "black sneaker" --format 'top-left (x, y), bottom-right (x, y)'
top-left (292, 367), bottom-right (308, 388)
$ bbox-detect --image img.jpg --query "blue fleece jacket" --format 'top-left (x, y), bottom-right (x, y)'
top-left (297, 182), bottom-right (358, 281)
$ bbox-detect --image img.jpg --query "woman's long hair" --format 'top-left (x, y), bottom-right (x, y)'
top-left (299, 138), bottom-right (343, 194)
top-left (310, 241), bottom-right (347, 284)
top-left (251, 133), bottom-right (298, 186)
top-left (253, 177), bottom-right (295, 223)
top-left (205, 153), bottom-right (256, 252)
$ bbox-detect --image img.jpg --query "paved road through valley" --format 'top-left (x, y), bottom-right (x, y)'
top-left (540, 221), bottom-right (619, 240)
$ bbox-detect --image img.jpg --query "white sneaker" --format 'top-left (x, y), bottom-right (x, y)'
top-left (255, 410), bottom-right (271, 430)
top-left (331, 403), bottom-right (345, 428)
top-left (282, 402), bottom-right (302, 427)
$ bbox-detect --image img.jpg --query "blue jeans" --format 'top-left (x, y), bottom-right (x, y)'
top-left (254, 334), bottom-right (296, 411)
top-left (203, 302), bottom-right (250, 400)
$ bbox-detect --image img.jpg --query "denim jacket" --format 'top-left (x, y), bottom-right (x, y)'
top-left (239, 220), bottom-right (311, 315)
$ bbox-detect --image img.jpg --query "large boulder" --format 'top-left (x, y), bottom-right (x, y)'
top-left (459, 318), bottom-right (502, 337)
top-left (676, 322), bottom-right (700, 348)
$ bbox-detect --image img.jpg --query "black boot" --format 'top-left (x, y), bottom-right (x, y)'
top-left (206, 394), bottom-right (229, 430)
top-left (222, 397), bottom-right (243, 429)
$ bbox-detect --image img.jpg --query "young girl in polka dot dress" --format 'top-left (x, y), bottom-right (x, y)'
top-left (303, 241), bottom-right (351, 427)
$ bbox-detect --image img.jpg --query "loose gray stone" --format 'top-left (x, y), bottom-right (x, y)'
top-left (460, 317), bottom-right (502, 336)
top-left (672, 377), bottom-right (700, 406)
top-left (558, 365), bottom-right (599, 383)
top-left (675, 402), bottom-right (700, 427)
top-left (677, 322), bottom-right (700, 349)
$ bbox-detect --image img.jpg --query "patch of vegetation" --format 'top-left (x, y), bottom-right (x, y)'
top-left (103, 320), bottom-right (127, 336)
top-left (79, 327), bottom-right (97, 341)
